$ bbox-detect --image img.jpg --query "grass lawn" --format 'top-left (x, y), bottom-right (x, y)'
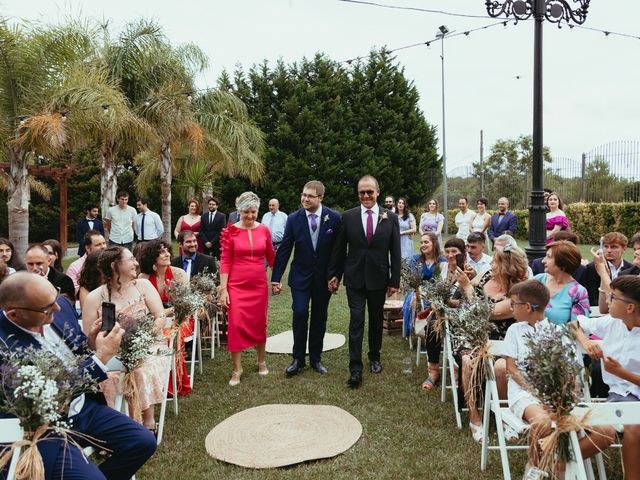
top-left (135, 235), bottom-right (625, 480)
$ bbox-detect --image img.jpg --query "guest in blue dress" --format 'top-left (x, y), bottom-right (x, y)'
top-left (397, 198), bottom-right (417, 261)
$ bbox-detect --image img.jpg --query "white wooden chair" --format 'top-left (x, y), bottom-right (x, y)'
top-left (0, 418), bottom-right (24, 480)
top-left (480, 340), bottom-right (529, 480)
top-left (157, 330), bottom-right (179, 445)
top-left (184, 309), bottom-right (203, 389)
top-left (440, 319), bottom-right (462, 429)
top-left (413, 310), bottom-right (430, 367)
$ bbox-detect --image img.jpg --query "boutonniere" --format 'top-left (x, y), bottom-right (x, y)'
top-left (378, 211), bottom-right (388, 224)
top-left (324, 214), bottom-right (330, 223)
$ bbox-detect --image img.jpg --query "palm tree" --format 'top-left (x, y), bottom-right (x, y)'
top-left (0, 18), bottom-right (95, 253)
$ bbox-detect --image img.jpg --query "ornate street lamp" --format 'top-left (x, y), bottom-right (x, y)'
top-left (485, 0), bottom-right (590, 261)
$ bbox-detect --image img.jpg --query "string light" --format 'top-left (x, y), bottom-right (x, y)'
top-left (101, 104), bottom-right (109, 113)
top-left (60, 111), bottom-right (67, 121)
top-left (143, 99), bottom-right (151, 106)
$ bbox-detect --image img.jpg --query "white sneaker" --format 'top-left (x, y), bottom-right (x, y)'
top-left (503, 422), bottom-right (520, 442)
top-left (469, 422), bottom-right (484, 443)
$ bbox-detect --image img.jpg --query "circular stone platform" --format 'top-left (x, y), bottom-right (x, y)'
top-left (265, 330), bottom-right (345, 354)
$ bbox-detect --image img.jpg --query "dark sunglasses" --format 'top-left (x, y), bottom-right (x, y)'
top-left (358, 190), bottom-right (375, 197)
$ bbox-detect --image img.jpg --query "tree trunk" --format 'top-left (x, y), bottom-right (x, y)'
top-left (100, 139), bottom-right (118, 238)
top-left (7, 147), bottom-right (29, 255)
top-left (160, 142), bottom-right (172, 243)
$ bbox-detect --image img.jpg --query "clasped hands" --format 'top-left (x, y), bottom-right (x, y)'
top-left (271, 282), bottom-right (283, 295)
top-left (327, 277), bottom-right (397, 297)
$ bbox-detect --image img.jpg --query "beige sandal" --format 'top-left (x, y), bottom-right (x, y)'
top-left (229, 369), bottom-right (243, 386)
top-left (257, 361), bottom-right (269, 377)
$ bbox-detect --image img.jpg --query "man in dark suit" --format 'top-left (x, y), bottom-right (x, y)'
top-left (24, 244), bottom-right (76, 301)
top-left (328, 175), bottom-right (401, 389)
top-left (200, 197), bottom-right (227, 259)
top-left (584, 232), bottom-right (632, 306)
top-left (0, 272), bottom-right (156, 479)
top-left (271, 181), bottom-right (342, 376)
top-left (171, 230), bottom-right (217, 279)
top-left (76, 204), bottom-right (105, 256)
top-left (531, 230), bottom-right (587, 284)
top-left (487, 197), bottom-right (517, 249)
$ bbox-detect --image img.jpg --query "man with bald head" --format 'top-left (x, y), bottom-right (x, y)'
top-left (0, 272), bottom-right (157, 479)
top-left (25, 243), bottom-right (76, 301)
top-left (488, 197), bottom-right (517, 250)
top-left (261, 198), bottom-right (288, 253)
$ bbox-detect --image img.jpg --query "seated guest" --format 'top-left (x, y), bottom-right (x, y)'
top-left (400, 233), bottom-right (446, 388)
top-left (533, 241), bottom-right (590, 325)
top-left (584, 232), bottom-right (631, 306)
top-left (503, 280), bottom-right (614, 476)
top-left (0, 237), bottom-right (25, 271)
top-left (572, 275), bottom-right (640, 479)
top-left (171, 230), bottom-right (217, 280)
top-left (78, 251), bottom-right (103, 311)
top-left (67, 230), bottom-right (107, 293)
top-left (466, 232), bottom-right (492, 275)
top-left (0, 272), bottom-right (156, 479)
top-left (83, 247), bottom-right (170, 432)
top-left (492, 234), bottom-right (534, 279)
top-left (42, 239), bottom-right (64, 272)
top-left (24, 244), bottom-right (75, 301)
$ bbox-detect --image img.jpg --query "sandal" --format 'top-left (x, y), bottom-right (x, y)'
top-left (229, 369), bottom-right (243, 386)
top-left (257, 361), bottom-right (269, 377)
top-left (421, 367), bottom-right (440, 390)
top-left (469, 422), bottom-right (484, 443)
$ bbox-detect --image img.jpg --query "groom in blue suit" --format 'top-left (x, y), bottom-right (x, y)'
top-left (0, 272), bottom-right (156, 480)
top-left (271, 181), bottom-right (342, 376)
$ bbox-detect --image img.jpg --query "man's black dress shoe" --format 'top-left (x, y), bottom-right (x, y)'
top-left (311, 361), bottom-right (328, 374)
top-left (347, 371), bottom-right (362, 389)
top-left (285, 359), bottom-right (304, 377)
top-left (370, 360), bottom-right (383, 374)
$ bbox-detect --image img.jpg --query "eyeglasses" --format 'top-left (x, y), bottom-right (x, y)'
top-left (358, 190), bottom-right (375, 197)
top-left (11, 287), bottom-right (60, 316)
top-left (300, 193), bottom-right (319, 199)
top-left (509, 299), bottom-right (540, 310)
top-left (609, 293), bottom-right (636, 305)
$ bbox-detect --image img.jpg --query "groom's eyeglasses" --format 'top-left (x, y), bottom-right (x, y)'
top-left (300, 193), bottom-right (319, 199)
top-left (358, 190), bottom-right (375, 197)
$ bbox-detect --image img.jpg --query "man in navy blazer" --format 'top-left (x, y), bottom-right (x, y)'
top-left (0, 273), bottom-right (156, 480)
top-left (76, 204), bottom-right (105, 256)
top-left (327, 175), bottom-right (401, 389)
top-left (271, 181), bottom-right (342, 376)
top-left (487, 197), bottom-right (517, 249)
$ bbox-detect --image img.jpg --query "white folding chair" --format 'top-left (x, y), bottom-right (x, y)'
top-left (157, 329), bottom-right (178, 445)
top-left (565, 402), bottom-right (640, 480)
top-left (184, 310), bottom-right (203, 389)
top-left (0, 418), bottom-right (24, 480)
top-left (480, 340), bottom-right (529, 480)
top-left (440, 319), bottom-right (462, 429)
top-left (414, 310), bottom-right (430, 367)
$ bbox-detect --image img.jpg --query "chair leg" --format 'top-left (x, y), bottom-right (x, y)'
top-left (493, 400), bottom-right (512, 480)
top-left (197, 316), bottom-right (203, 375)
top-left (480, 381), bottom-right (492, 471)
top-left (172, 351), bottom-right (179, 416)
top-left (441, 336), bottom-right (449, 403)
top-left (566, 431), bottom-right (589, 480)
top-left (447, 335), bottom-right (462, 429)
top-left (416, 336), bottom-right (421, 367)
top-left (189, 317), bottom-right (198, 389)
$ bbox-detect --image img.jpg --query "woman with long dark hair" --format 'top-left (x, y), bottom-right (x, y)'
top-left (397, 197), bottom-right (416, 260)
top-left (42, 239), bottom-right (64, 272)
top-left (0, 238), bottom-right (25, 272)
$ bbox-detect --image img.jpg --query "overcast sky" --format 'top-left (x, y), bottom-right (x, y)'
top-left (2, 0), bottom-right (638, 173)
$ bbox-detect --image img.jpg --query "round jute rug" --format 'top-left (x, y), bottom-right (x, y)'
top-left (265, 330), bottom-right (345, 354)
top-left (204, 404), bottom-right (362, 468)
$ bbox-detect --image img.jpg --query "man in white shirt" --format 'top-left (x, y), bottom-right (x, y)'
top-left (66, 230), bottom-right (107, 292)
top-left (261, 198), bottom-right (288, 252)
top-left (466, 232), bottom-right (492, 275)
top-left (135, 198), bottom-right (164, 243)
top-left (104, 191), bottom-right (136, 249)
top-left (572, 275), bottom-right (640, 478)
top-left (455, 197), bottom-right (474, 241)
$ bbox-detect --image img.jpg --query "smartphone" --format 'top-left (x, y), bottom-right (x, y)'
top-left (599, 236), bottom-right (604, 250)
top-left (101, 302), bottom-right (116, 333)
top-left (455, 253), bottom-right (465, 270)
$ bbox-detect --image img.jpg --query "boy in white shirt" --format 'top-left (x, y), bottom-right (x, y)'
top-left (572, 275), bottom-right (640, 479)
top-left (503, 280), bottom-right (614, 475)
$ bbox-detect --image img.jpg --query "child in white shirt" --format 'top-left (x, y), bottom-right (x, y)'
top-left (572, 275), bottom-right (640, 479)
top-left (503, 280), bottom-right (614, 475)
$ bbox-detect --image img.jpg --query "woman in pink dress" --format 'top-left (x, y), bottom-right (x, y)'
top-left (218, 191), bottom-right (275, 386)
top-left (174, 198), bottom-right (203, 253)
top-left (545, 192), bottom-right (570, 244)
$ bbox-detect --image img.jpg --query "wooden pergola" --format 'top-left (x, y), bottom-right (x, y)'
top-left (0, 164), bottom-right (74, 252)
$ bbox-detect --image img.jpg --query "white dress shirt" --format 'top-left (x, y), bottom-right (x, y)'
top-left (135, 209), bottom-right (164, 241)
top-left (360, 203), bottom-right (380, 236)
top-left (261, 210), bottom-right (288, 244)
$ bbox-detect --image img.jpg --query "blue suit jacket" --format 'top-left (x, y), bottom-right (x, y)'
top-left (271, 206), bottom-right (342, 290)
top-left (0, 296), bottom-right (108, 480)
top-left (76, 217), bottom-right (105, 256)
top-left (487, 211), bottom-right (517, 241)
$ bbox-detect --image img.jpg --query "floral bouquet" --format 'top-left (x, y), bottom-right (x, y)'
top-left (521, 323), bottom-right (584, 474)
top-left (447, 297), bottom-right (496, 411)
top-left (190, 268), bottom-right (219, 348)
top-left (0, 343), bottom-right (100, 480)
top-left (419, 278), bottom-right (453, 338)
top-left (166, 281), bottom-right (206, 327)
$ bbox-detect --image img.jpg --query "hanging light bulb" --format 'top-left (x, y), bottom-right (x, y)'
top-left (144, 99), bottom-right (151, 107)
top-left (60, 111), bottom-right (68, 121)
top-left (18, 116), bottom-right (27, 125)
top-left (102, 104), bottom-right (109, 113)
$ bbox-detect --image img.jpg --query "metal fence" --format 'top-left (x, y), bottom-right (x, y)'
top-left (425, 140), bottom-right (640, 210)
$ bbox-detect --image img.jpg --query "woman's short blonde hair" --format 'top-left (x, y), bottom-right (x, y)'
top-left (236, 191), bottom-right (260, 212)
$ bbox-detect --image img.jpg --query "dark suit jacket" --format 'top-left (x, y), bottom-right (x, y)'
top-left (171, 252), bottom-right (217, 279)
top-left (532, 257), bottom-right (587, 285)
top-left (487, 211), bottom-right (517, 241)
top-left (271, 206), bottom-right (342, 289)
top-left (76, 217), bottom-right (105, 256)
top-left (328, 206), bottom-right (401, 290)
top-left (200, 210), bottom-right (227, 256)
top-left (584, 259), bottom-right (633, 306)
top-left (48, 267), bottom-right (76, 301)
top-left (620, 265), bottom-right (640, 277)
top-left (228, 211), bottom-right (240, 225)
top-left (0, 297), bottom-right (108, 479)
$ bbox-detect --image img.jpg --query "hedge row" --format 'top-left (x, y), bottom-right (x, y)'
top-left (441, 202), bottom-right (640, 245)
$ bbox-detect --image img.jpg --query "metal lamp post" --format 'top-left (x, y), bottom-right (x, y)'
top-left (437, 25), bottom-right (450, 234)
top-left (485, 0), bottom-right (590, 261)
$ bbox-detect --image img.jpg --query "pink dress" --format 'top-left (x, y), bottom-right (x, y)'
top-left (179, 217), bottom-right (203, 253)
top-left (220, 224), bottom-right (275, 352)
top-left (546, 214), bottom-right (570, 244)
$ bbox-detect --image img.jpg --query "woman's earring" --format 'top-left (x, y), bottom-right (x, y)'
top-left (152, 264), bottom-right (157, 272)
